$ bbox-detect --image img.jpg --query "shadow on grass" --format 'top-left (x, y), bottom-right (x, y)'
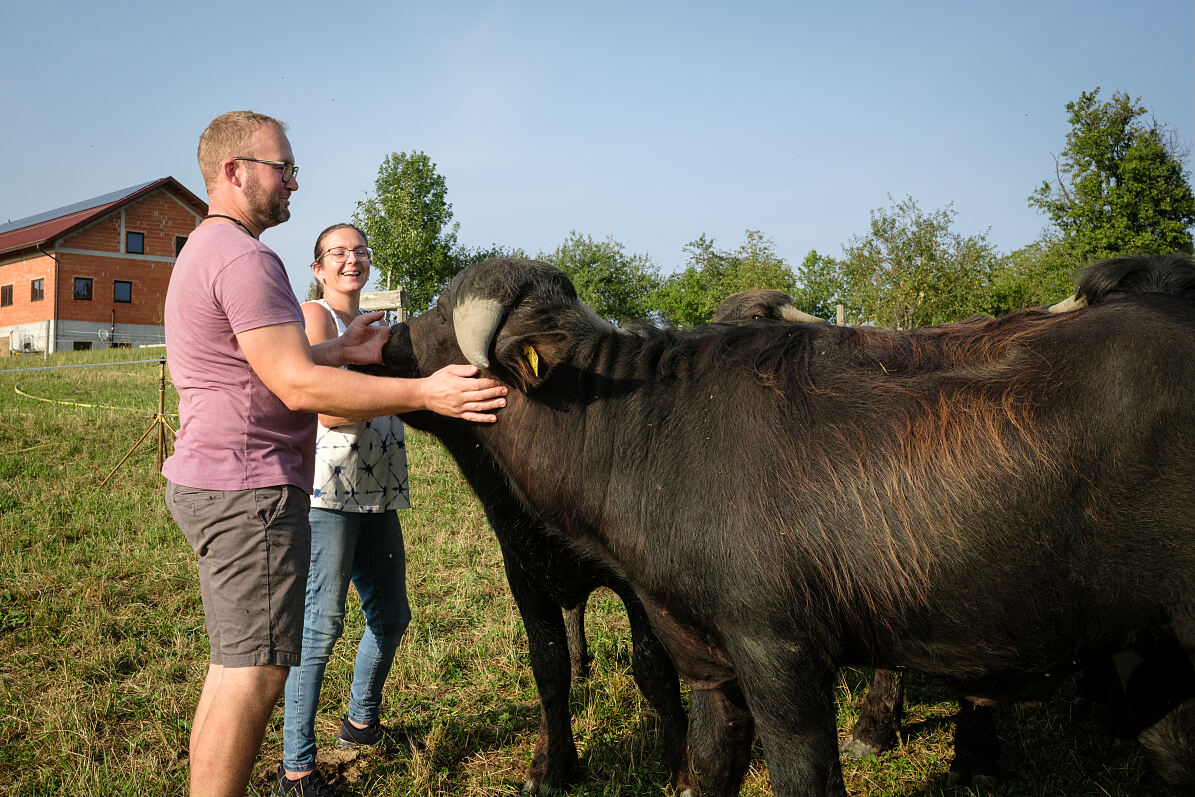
top-left (252, 673), bottom-right (1186, 796)
top-left (404, 699), bottom-right (676, 795)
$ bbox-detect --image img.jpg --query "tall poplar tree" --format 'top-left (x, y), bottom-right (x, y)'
top-left (354, 151), bottom-right (460, 314)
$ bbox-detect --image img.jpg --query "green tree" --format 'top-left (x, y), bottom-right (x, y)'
top-left (456, 243), bottom-right (527, 269)
top-left (1029, 87), bottom-right (1195, 259)
top-left (983, 233), bottom-right (1080, 316)
top-left (791, 249), bottom-right (844, 321)
top-left (354, 151), bottom-right (460, 314)
top-left (719, 229), bottom-right (798, 296)
top-left (653, 234), bottom-right (725, 325)
top-left (837, 196), bottom-right (999, 328)
top-left (655, 230), bottom-right (802, 325)
top-left (539, 231), bottom-right (661, 322)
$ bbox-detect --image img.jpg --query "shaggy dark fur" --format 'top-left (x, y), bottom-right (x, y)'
top-left (712, 289), bottom-right (803, 322)
top-left (382, 255), bottom-right (1195, 796)
top-left (718, 256), bottom-right (1195, 786)
top-left (376, 338), bottom-right (691, 793)
top-left (1074, 252), bottom-right (1195, 304)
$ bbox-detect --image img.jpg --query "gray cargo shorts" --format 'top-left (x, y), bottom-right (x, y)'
top-left (166, 481), bottom-right (310, 667)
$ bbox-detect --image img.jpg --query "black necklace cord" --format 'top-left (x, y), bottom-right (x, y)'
top-left (203, 214), bottom-right (257, 239)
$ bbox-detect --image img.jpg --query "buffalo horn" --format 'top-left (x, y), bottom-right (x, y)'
top-left (779, 305), bottom-right (826, 323)
top-left (453, 297), bottom-right (506, 368)
top-left (1047, 294), bottom-right (1087, 313)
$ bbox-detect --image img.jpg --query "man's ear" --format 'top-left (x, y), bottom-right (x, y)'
top-left (222, 158), bottom-right (243, 187)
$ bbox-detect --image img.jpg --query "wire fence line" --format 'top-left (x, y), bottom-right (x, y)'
top-left (3, 357), bottom-right (178, 416)
top-left (0, 358), bottom-right (167, 375)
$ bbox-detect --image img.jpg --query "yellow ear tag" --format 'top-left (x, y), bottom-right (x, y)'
top-left (523, 345), bottom-right (540, 377)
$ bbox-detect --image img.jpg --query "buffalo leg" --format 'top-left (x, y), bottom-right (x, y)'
top-left (729, 641), bottom-right (846, 797)
top-left (1138, 627), bottom-right (1195, 787)
top-left (564, 596), bottom-right (591, 680)
top-left (1139, 699), bottom-right (1195, 788)
top-left (500, 552), bottom-right (579, 792)
top-left (946, 698), bottom-right (1000, 790)
top-left (1111, 638), bottom-right (1195, 739)
top-left (841, 668), bottom-right (904, 758)
top-left (620, 592), bottom-right (693, 793)
top-left (687, 683), bottom-right (755, 797)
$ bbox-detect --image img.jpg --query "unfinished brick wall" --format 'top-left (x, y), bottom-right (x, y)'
top-left (56, 188), bottom-right (203, 326)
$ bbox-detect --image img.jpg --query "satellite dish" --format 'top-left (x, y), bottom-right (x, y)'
top-left (98, 329), bottom-right (110, 340)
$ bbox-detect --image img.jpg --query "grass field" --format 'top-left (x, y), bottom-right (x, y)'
top-left (0, 349), bottom-right (1181, 796)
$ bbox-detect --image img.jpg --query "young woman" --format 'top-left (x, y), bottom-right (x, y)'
top-left (276, 223), bottom-right (412, 796)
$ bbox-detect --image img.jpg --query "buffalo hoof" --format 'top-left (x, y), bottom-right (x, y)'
top-left (946, 762), bottom-right (1000, 792)
top-left (522, 779), bottom-right (555, 795)
top-left (524, 748), bottom-right (581, 795)
top-left (840, 736), bottom-right (886, 759)
top-left (524, 753), bottom-right (584, 795)
top-left (522, 770), bottom-right (566, 795)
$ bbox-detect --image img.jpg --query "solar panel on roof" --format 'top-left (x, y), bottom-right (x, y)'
top-left (0, 180), bottom-right (157, 235)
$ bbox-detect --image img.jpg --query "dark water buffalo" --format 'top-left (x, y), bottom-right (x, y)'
top-left (711, 255), bottom-right (1195, 787)
top-left (711, 289), bottom-right (825, 324)
top-left (564, 290), bottom-right (824, 679)
top-left (380, 256), bottom-right (1195, 796)
top-left (1049, 252), bottom-right (1195, 312)
top-left (393, 411), bottom-right (691, 792)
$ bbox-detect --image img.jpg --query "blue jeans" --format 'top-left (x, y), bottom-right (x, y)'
top-left (281, 507), bottom-right (411, 772)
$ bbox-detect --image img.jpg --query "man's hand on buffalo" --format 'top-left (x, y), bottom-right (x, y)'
top-left (420, 363), bottom-right (508, 422)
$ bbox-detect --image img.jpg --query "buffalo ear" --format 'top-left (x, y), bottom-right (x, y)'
top-left (495, 331), bottom-right (567, 390)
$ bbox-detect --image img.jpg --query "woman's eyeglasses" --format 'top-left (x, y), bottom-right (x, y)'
top-left (320, 247), bottom-right (372, 263)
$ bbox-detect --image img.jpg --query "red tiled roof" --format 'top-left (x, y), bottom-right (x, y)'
top-left (0, 177), bottom-right (207, 258)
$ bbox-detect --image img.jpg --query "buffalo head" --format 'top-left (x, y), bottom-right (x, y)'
top-left (712, 289), bottom-right (825, 323)
top-left (379, 257), bottom-right (607, 391)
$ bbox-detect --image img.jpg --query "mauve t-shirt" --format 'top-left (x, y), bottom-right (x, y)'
top-left (162, 225), bottom-right (316, 491)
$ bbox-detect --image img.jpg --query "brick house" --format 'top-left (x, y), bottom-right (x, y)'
top-left (0, 177), bottom-right (207, 354)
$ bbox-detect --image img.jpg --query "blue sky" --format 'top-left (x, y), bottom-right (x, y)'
top-left (2, 1), bottom-right (1192, 297)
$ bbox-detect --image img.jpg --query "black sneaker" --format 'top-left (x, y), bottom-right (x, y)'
top-left (336, 716), bottom-right (418, 755)
top-left (272, 764), bottom-right (338, 797)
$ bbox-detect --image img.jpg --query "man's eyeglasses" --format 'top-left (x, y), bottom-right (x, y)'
top-left (234, 157), bottom-right (298, 182)
top-left (320, 247), bottom-right (372, 263)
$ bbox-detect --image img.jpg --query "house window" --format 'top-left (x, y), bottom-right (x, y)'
top-left (114, 280), bottom-right (132, 303)
top-left (126, 231), bottom-right (145, 254)
top-left (74, 277), bottom-right (93, 300)
top-left (1, 285), bottom-right (12, 307)
top-left (73, 341), bottom-right (92, 351)
top-left (31, 279), bottom-right (44, 302)
top-left (175, 236), bottom-right (188, 256)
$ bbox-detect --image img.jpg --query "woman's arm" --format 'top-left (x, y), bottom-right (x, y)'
top-left (301, 301), bottom-right (367, 428)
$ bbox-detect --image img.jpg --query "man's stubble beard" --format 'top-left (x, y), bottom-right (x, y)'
top-left (244, 169), bottom-right (290, 229)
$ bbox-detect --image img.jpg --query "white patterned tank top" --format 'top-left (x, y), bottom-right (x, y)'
top-left (309, 300), bottom-right (410, 512)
